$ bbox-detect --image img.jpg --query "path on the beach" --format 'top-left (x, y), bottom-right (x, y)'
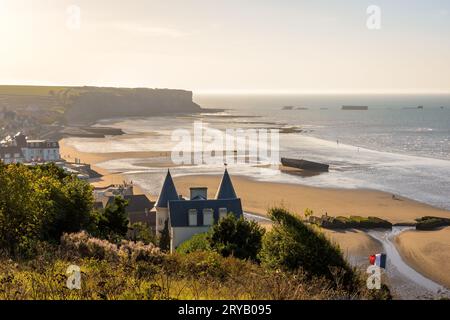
top-left (367, 227), bottom-right (450, 299)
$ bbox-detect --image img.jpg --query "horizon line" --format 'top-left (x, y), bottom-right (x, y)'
top-left (1, 82), bottom-right (450, 95)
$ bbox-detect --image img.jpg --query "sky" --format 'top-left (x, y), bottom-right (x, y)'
top-left (0, 0), bottom-right (449, 93)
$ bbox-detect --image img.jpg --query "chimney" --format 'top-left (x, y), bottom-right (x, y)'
top-left (190, 187), bottom-right (208, 200)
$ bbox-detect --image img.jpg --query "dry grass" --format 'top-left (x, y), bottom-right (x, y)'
top-left (0, 235), bottom-right (387, 300)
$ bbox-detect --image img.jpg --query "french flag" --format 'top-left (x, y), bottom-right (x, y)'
top-left (369, 253), bottom-right (387, 269)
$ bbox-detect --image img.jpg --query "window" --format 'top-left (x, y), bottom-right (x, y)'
top-left (188, 209), bottom-right (198, 226)
top-left (203, 209), bottom-right (214, 226)
top-left (219, 208), bottom-right (228, 221)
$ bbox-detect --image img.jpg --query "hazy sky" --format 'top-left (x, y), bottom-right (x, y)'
top-left (0, 0), bottom-right (449, 93)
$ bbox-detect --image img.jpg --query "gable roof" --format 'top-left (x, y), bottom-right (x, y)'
top-left (215, 169), bottom-right (237, 199)
top-left (155, 170), bottom-right (179, 208)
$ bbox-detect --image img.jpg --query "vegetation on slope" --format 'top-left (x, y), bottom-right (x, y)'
top-left (0, 163), bottom-right (129, 257)
top-left (0, 163), bottom-right (391, 300)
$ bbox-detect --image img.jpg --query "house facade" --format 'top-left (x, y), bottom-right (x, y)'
top-left (154, 169), bottom-right (243, 252)
top-left (0, 132), bottom-right (60, 163)
top-left (0, 146), bottom-right (25, 164)
top-left (22, 139), bottom-right (60, 162)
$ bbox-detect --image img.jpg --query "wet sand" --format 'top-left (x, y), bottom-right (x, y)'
top-left (396, 227), bottom-right (450, 289)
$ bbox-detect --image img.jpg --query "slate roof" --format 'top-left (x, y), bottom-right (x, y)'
top-left (105, 195), bottom-right (155, 213)
top-left (168, 198), bottom-right (243, 227)
top-left (215, 169), bottom-right (237, 199)
top-left (155, 170), bottom-right (179, 208)
top-left (128, 211), bottom-right (156, 228)
top-left (0, 146), bottom-right (25, 159)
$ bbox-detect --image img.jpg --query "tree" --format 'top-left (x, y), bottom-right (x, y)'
top-left (128, 222), bottom-right (156, 245)
top-left (95, 197), bottom-right (129, 240)
top-left (259, 207), bottom-right (355, 285)
top-left (42, 175), bottom-right (94, 241)
top-left (0, 164), bottom-right (96, 256)
top-left (159, 219), bottom-right (171, 252)
top-left (0, 164), bottom-right (44, 256)
top-left (208, 214), bottom-right (265, 261)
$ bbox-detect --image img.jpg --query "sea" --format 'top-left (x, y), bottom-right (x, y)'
top-left (63, 93), bottom-right (450, 211)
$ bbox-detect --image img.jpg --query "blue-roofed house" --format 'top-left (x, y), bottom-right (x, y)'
top-left (154, 169), bottom-right (243, 252)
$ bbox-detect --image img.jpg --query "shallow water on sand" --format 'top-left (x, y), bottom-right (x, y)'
top-left (367, 227), bottom-right (450, 299)
top-left (65, 110), bottom-right (450, 211)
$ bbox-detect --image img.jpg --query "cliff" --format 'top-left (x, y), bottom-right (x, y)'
top-left (65, 87), bottom-right (202, 125)
top-left (0, 85), bottom-right (205, 137)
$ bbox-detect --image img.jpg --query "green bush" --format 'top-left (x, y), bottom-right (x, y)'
top-left (0, 163), bottom-right (94, 256)
top-left (415, 216), bottom-right (450, 230)
top-left (208, 214), bottom-right (265, 261)
top-left (177, 233), bottom-right (210, 254)
top-left (128, 222), bottom-right (157, 245)
top-left (92, 196), bottom-right (129, 241)
top-left (259, 207), bottom-right (356, 288)
top-left (311, 215), bottom-right (392, 230)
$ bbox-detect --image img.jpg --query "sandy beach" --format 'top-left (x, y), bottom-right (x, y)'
top-left (173, 175), bottom-right (450, 224)
top-left (59, 139), bottom-right (166, 196)
top-left (396, 227), bottom-right (450, 289)
top-left (60, 137), bottom-right (450, 290)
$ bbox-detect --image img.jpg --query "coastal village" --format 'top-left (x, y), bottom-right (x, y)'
top-left (0, 131), bottom-right (244, 252)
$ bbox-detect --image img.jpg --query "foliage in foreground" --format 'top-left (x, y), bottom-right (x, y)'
top-left (0, 163), bottom-right (130, 257)
top-left (176, 214), bottom-right (265, 261)
top-left (259, 207), bottom-right (357, 288)
top-left (0, 164), bottom-right (93, 256)
top-left (176, 233), bottom-right (210, 254)
top-left (0, 234), bottom-right (388, 300)
top-left (208, 214), bottom-right (265, 261)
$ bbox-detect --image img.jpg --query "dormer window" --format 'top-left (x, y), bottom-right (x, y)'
top-left (219, 208), bottom-right (228, 221)
top-left (203, 209), bottom-right (214, 226)
top-left (188, 209), bottom-right (198, 226)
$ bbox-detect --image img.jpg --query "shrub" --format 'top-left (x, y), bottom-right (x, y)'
top-left (93, 197), bottom-right (129, 240)
top-left (118, 239), bottom-right (162, 264)
top-left (310, 215), bottom-right (392, 230)
top-left (259, 207), bottom-right (356, 288)
top-left (60, 231), bottom-right (161, 263)
top-left (177, 233), bottom-right (210, 254)
top-left (128, 222), bottom-right (157, 245)
top-left (159, 220), bottom-right (171, 252)
top-left (0, 164), bottom-right (94, 256)
top-left (208, 214), bottom-right (265, 261)
top-left (415, 216), bottom-right (450, 230)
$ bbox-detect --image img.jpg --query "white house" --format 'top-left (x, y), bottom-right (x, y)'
top-left (22, 139), bottom-right (60, 162)
top-left (154, 169), bottom-right (243, 252)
